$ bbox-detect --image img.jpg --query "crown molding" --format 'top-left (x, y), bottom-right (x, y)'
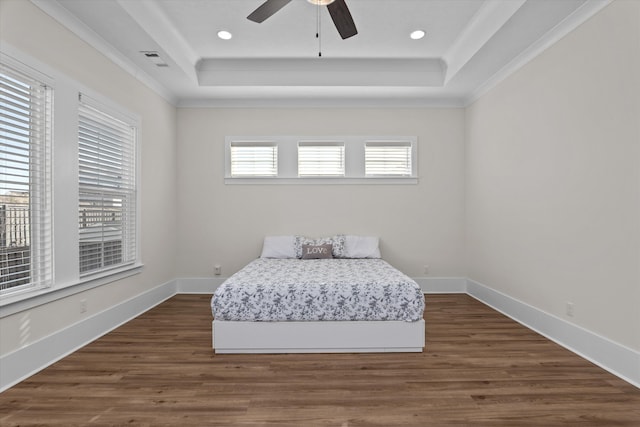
top-left (464, 0), bottom-right (613, 106)
top-left (115, 0), bottom-right (199, 84)
top-left (29, 0), bottom-right (178, 105)
top-left (176, 95), bottom-right (466, 109)
top-left (444, 0), bottom-right (527, 85)
top-left (29, 0), bottom-right (612, 109)
top-left (196, 58), bottom-right (445, 87)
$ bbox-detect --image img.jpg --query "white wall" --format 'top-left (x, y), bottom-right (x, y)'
top-left (0, 0), bottom-right (178, 356)
top-left (176, 108), bottom-right (466, 278)
top-left (465, 0), bottom-right (640, 351)
top-left (2, 0), bottom-right (637, 388)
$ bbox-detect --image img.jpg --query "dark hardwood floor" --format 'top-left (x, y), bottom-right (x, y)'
top-left (1, 294), bottom-right (639, 426)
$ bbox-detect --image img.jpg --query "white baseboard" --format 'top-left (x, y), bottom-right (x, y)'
top-left (176, 277), bottom-right (227, 293)
top-left (466, 279), bottom-right (640, 389)
top-left (0, 280), bottom-right (177, 392)
top-left (414, 277), bottom-right (467, 293)
top-left (2, 276), bottom-right (638, 392)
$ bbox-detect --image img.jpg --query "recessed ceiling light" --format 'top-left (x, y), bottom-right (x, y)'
top-left (217, 30), bottom-right (232, 40)
top-left (307, 0), bottom-right (335, 5)
top-left (410, 30), bottom-right (426, 40)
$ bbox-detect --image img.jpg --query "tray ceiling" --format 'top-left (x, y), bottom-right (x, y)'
top-left (31, 0), bottom-right (610, 106)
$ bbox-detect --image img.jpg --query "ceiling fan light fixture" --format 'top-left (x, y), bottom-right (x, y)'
top-left (410, 30), bottom-right (426, 40)
top-left (307, 0), bottom-right (335, 5)
top-left (249, 0), bottom-right (356, 39)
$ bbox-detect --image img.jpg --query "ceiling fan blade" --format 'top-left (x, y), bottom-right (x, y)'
top-left (327, 0), bottom-right (358, 39)
top-left (247, 0), bottom-right (293, 23)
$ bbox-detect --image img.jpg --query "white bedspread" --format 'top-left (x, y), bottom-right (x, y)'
top-left (211, 258), bottom-right (425, 322)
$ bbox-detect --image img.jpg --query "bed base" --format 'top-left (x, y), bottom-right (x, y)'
top-left (212, 319), bottom-right (425, 353)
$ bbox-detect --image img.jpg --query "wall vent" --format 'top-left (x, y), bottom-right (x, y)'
top-left (140, 51), bottom-right (168, 67)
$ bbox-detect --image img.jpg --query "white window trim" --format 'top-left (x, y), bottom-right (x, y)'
top-left (0, 55), bottom-right (54, 298)
top-left (229, 140), bottom-right (278, 177)
top-left (225, 135), bottom-right (418, 185)
top-left (365, 140), bottom-right (415, 177)
top-left (0, 263), bottom-right (143, 316)
top-left (0, 47), bottom-right (143, 310)
top-left (78, 93), bottom-right (139, 278)
top-left (298, 140), bottom-right (345, 177)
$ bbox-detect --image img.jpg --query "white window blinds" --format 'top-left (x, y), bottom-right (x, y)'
top-left (230, 142), bottom-right (277, 177)
top-left (0, 63), bottom-right (52, 295)
top-left (298, 142), bottom-right (345, 177)
top-left (365, 141), bottom-right (413, 176)
top-left (78, 96), bottom-right (137, 275)
top-left (225, 135), bottom-right (417, 184)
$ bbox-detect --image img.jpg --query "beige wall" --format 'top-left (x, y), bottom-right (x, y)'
top-left (0, 0), bottom-right (178, 356)
top-left (176, 108), bottom-right (466, 278)
top-left (2, 0), bottom-right (637, 369)
top-left (465, 0), bottom-right (640, 351)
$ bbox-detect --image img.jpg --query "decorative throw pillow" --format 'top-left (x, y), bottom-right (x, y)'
top-left (295, 235), bottom-right (346, 258)
top-left (295, 236), bottom-right (329, 258)
top-left (301, 244), bottom-right (334, 259)
top-left (331, 234), bottom-right (347, 258)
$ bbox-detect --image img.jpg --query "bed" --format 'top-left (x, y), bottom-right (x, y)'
top-left (211, 235), bottom-right (425, 353)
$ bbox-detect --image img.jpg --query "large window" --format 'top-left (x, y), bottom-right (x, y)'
top-left (225, 135), bottom-right (417, 184)
top-left (0, 63), bottom-right (52, 296)
top-left (78, 95), bottom-right (137, 276)
top-left (0, 51), bottom-right (142, 308)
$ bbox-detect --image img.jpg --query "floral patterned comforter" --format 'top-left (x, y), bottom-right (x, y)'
top-left (211, 258), bottom-right (425, 322)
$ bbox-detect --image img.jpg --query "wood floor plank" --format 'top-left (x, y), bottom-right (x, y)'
top-left (1, 294), bottom-right (639, 426)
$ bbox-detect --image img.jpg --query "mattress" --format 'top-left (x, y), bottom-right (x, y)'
top-left (211, 258), bottom-right (425, 322)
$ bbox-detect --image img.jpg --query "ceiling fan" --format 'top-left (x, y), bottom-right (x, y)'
top-left (247, 0), bottom-right (358, 40)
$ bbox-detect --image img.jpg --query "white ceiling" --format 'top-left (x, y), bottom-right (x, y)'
top-left (31, 0), bottom-right (610, 107)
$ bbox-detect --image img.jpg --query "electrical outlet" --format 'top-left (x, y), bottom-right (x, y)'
top-left (423, 265), bottom-right (429, 275)
top-left (566, 302), bottom-right (574, 317)
top-left (214, 265), bottom-right (222, 276)
top-left (80, 299), bottom-right (87, 314)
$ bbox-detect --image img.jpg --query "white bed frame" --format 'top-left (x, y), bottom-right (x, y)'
top-left (212, 319), bottom-right (425, 353)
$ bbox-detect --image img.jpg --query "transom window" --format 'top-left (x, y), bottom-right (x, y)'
top-left (230, 142), bottom-right (277, 177)
top-left (298, 141), bottom-right (345, 177)
top-left (225, 135), bottom-right (417, 184)
top-left (365, 141), bottom-right (413, 177)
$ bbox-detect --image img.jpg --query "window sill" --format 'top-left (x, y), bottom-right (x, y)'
top-left (224, 177), bottom-right (418, 185)
top-left (0, 263), bottom-right (144, 318)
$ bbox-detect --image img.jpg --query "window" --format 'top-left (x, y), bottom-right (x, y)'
top-left (230, 142), bottom-right (277, 177)
top-left (298, 142), bottom-right (345, 177)
top-left (365, 141), bottom-right (413, 176)
top-left (0, 63), bottom-right (52, 296)
top-left (0, 51), bottom-right (143, 309)
top-left (78, 95), bottom-right (137, 276)
top-left (225, 135), bottom-right (417, 184)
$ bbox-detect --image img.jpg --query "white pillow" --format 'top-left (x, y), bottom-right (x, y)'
top-left (260, 235), bottom-right (297, 259)
top-left (344, 235), bottom-right (381, 258)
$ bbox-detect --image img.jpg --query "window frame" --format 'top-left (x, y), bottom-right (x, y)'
top-left (0, 49), bottom-right (142, 312)
top-left (229, 140), bottom-right (278, 177)
top-left (78, 93), bottom-right (139, 278)
top-left (225, 135), bottom-right (418, 185)
top-left (365, 140), bottom-right (416, 177)
top-left (297, 140), bottom-right (345, 177)
top-left (0, 57), bottom-right (53, 299)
